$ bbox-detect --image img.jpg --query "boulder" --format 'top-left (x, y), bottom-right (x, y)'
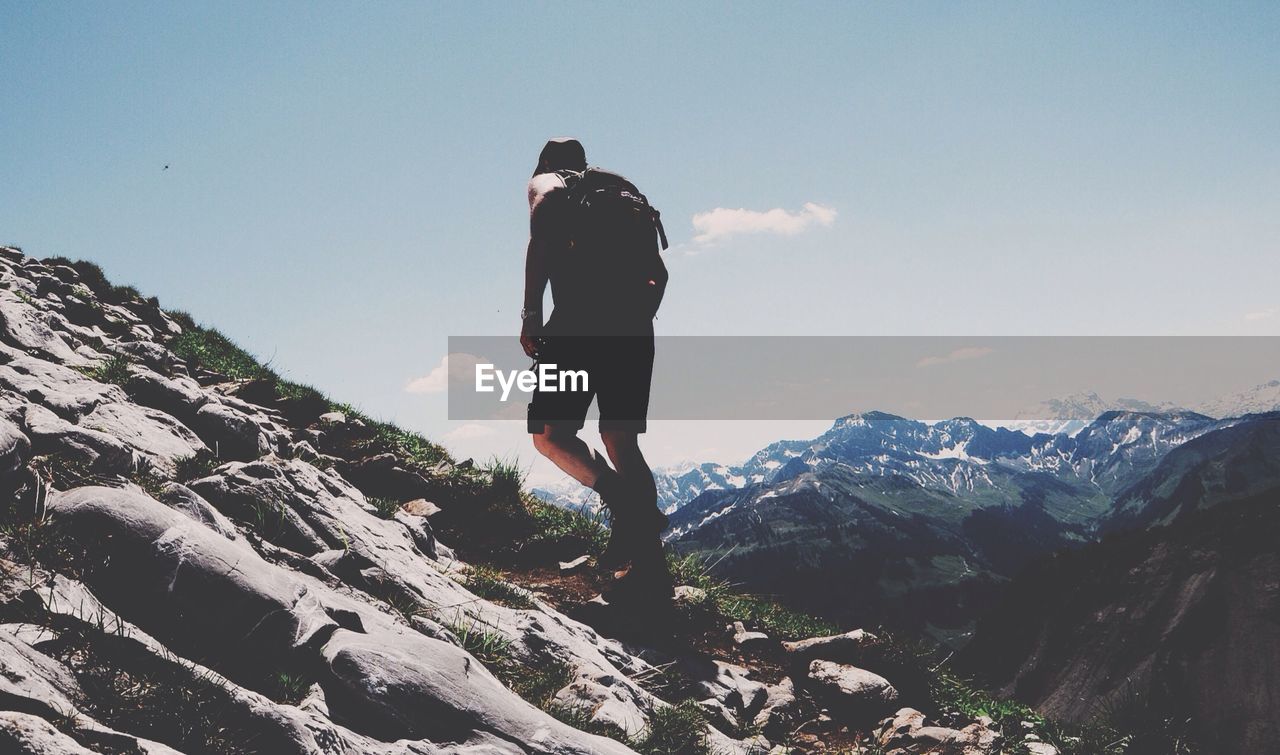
top-left (337, 452), bottom-right (437, 501)
top-left (0, 293), bottom-right (88, 365)
top-left (320, 628), bottom-right (635, 754)
top-left (0, 353), bottom-right (124, 419)
top-left (681, 657), bottom-right (769, 722)
top-left (78, 401), bottom-right (207, 475)
top-left (806, 659), bottom-right (898, 725)
top-left (553, 677), bottom-right (648, 735)
top-left (125, 366), bottom-right (208, 419)
top-left (0, 418), bottom-right (31, 485)
top-left (22, 403), bottom-right (134, 471)
top-left (156, 481), bottom-right (241, 540)
top-left (672, 584), bottom-right (708, 606)
top-left (0, 712), bottom-right (97, 755)
top-left (752, 676), bottom-right (799, 741)
top-left (193, 400), bottom-right (275, 460)
top-left (0, 625), bottom-right (83, 718)
top-left (782, 628), bottom-right (878, 664)
top-left (731, 620), bottom-right (771, 652)
top-left (876, 707), bottom-right (1001, 755)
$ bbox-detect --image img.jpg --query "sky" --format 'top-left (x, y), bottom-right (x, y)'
top-left (3, 2), bottom-right (1278, 483)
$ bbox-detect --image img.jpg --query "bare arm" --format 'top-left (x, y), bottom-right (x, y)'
top-left (520, 237), bottom-right (548, 357)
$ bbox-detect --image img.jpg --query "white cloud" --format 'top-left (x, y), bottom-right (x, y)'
top-left (405, 353), bottom-right (485, 394)
top-left (916, 346), bottom-right (994, 368)
top-left (444, 423), bottom-right (497, 441)
top-left (1245, 308), bottom-right (1277, 322)
top-left (691, 202), bottom-right (836, 245)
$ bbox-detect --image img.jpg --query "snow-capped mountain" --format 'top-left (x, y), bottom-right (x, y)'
top-left (1002, 391), bottom-right (1186, 437)
top-left (533, 460), bottom-right (748, 515)
top-left (663, 409), bottom-right (1229, 643)
top-left (1197, 379), bottom-right (1280, 419)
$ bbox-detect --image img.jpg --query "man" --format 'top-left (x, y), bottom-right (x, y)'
top-left (520, 137), bottom-right (672, 604)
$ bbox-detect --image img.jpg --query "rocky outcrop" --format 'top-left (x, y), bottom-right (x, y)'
top-left (875, 707), bottom-right (1002, 755)
top-left (0, 247), bottom-right (1025, 754)
top-left (804, 659), bottom-right (898, 725)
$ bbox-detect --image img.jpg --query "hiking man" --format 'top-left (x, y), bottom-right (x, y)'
top-left (521, 138), bottom-right (672, 604)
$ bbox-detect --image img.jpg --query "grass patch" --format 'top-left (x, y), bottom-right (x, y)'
top-left (462, 565), bottom-right (536, 609)
top-left (445, 613), bottom-right (515, 667)
top-left (550, 700), bottom-right (712, 755)
top-left (667, 551), bottom-right (838, 640)
top-left (368, 496), bottom-right (403, 520)
top-left (169, 326), bottom-right (273, 382)
top-left (267, 671), bottom-right (311, 706)
top-left (41, 257), bottom-right (142, 305)
top-left (75, 353), bottom-right (135, 389)
top-left (174, 449), bottom-right (221, 482)
top-left (631, 700), bottom-right (713, 755)
top-left (127, 457), bottom-right (170, 499)
top-left (548, 703), bottom-right (632, 743)
top-left (42, 624), bottom-right (251, 754)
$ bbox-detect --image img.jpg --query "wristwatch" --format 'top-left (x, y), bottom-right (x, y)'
top-left (520, 307), bottom-right (541, 321)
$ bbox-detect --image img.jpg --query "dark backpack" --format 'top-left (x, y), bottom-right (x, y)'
top-left (554, 168), bottom-right (669, 319)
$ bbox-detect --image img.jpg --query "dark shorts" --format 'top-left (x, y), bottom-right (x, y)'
top-left (527, 334), bottom-right (654, 435)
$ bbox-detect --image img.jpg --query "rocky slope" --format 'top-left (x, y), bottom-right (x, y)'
top-left (0, 246), bottom-right (1074, 754)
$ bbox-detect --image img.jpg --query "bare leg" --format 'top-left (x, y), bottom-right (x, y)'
top-left (531, 426), bottom-right (614, 487)
top-left (600, 430), bottom-right (669, 581)
top-left (599, 430), bottom-right (657, 512)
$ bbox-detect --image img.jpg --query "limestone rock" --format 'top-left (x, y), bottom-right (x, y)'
top-left (672, 584), bottom-right (708, 606)
top-left (0, 418), bottom-right (31, 483)
top-left (876, 706), bottom-right (1002, 755)
top-left (806, 659), bottom-right (898, 725)
top-left (753, 676), bottom-right (799, 740)
top-left (0, 353), bottom-right (124, 419)
top-left (731, 620), bottom-right (771, 652)
top-left (782, 628), bottom-right (878, 664)
top-left (553, 677), bottom-right (648, 735)
top-left (0, 711), bottom-right (97, 755)
top-left (22, 403), bottom-right (134, 471)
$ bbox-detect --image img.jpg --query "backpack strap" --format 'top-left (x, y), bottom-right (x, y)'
top-left (652, 208), bottom-right (669, 250)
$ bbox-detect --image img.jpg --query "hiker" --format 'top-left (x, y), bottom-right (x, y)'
top-left (521, 137), bottom-right (672, 605)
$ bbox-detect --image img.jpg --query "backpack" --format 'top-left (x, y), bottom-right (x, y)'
top-left (553, 168), bottom-right (669, 320)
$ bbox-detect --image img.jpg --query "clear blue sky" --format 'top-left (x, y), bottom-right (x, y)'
top-left (3, 2), bottom-right (1278, 475)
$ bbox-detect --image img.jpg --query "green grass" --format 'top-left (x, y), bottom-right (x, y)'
top-left (368, 496), bottom-right (403, 520)
top-left (444, 613), bottom-right (516, 669)
top-left (630, 700), bottom-right (713, 755)
top-left (268, 671), bottom-right (311, 706)
top-left (76, 353), bottom-right (135, 388)
top-left (41, 257), bottom-right (143, 305)
top-left (667, 551), bottom-right (838, 640)
top-left (549, 695), bottom-right (715, 755)
top-left (41, 624), bottom-right (251, 755)
top-left (169, 326), bottom-right (274, 381)
top-left (174, 449), bottom-right (220, 482)
top-left (462, 565), bottom-right (537, 609)
top-left (487, 456), bottom-right (526, 499)
top-left (127, 457), bottom-right (170, 499)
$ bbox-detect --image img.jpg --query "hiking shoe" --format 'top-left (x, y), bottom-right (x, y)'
top-left (601, 548), bottom-right (674, 608)
top-left (597, 507), bottom-right (669, 572)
